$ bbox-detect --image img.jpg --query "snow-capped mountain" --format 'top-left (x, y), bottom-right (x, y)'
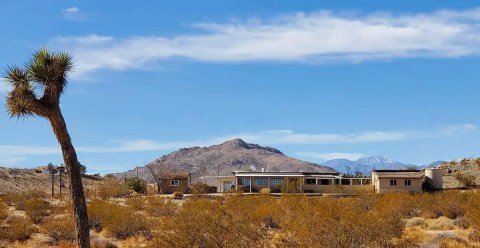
top-left (322, 156), bottom-right (416, 175)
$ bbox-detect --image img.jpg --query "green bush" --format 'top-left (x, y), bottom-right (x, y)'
top-left (126, 177), bottom-right (146, 194)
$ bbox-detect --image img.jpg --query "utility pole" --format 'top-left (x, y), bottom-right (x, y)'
top-left (58, 166), bottom-right (65, 196)
top-left (51, 169), bottom-right (54, 197)
top-left (47, 163), bottom-right (55, 197)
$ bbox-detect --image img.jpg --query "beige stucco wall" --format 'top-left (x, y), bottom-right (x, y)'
top-left (375, 178), bottom-right (422, 194)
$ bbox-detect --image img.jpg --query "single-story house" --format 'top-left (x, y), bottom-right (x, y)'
top-left (214, 171), bottom-right (373, 194)
top-left (159, 172), bottom-right (191, 194)
top-left (371, 170), bottom-right (423, 194)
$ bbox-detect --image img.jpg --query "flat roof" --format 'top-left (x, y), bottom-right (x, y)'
top-left (374, 171), bottom-right (423, 179)
top-left (233, 171), bottom-right (340, 177)
top-left (372, 170), bottom-right (420, 172)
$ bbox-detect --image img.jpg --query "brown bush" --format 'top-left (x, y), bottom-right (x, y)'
top-left (0, 216), bottom-right (36, 242)
top-left (467, 192), bottom-right (480, 231)
top-left (96, 179), bottom-right (129, 199)
top-left (189, 182), bottom-right (213, 195)
top-left (105, 211), bottom-right (151, 240)
top-left (172, 192), bottom-right (183, 199)
top-left (0, 200), bottom-right (8, 220)
top-left (88, 199), bottom-right (117, 232)
top-left (24, 198), bottom-right (51, 223)
top-left (455, 173), bottom-right (477, 188)
top-left (1, 190), bottom-right (46, 210)
top-left (126, 197), bottom-right (145, 211)
top-left (145, 197), bottom-right (177, 217)
top-left (42, 217), bottom-right (76, 244)
top-left (153, 197), bottom-right (266, 247)
top-left (88, 199), bottom-right (151, 240)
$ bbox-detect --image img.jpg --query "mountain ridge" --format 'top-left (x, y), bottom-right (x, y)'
top-left (322, 155), bottom-right (418, 174)
top-left (113, 138), bottom-right (337, 182)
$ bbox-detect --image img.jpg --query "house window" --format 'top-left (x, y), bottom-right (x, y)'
top-left (305, 178), bottom-right (316, 185)
top-left (170, 180), bottom-right (180, 186)
top-left (271, 178), bottom-right (284, 186)
top-left (390, 179), bottom-right (397, 186)
top-left (238, 177), bottom-right (251, 186)
top-left (405, 179), bottom-right (411, 186)
top-left (318, 179), bottom-right (332, 185)
top-left (255, 178), bottom-right (267, 186)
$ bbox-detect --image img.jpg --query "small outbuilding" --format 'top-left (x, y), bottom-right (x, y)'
top-left (159, 172), bottom-right (191, 194)
top-left (372, 170), bottom-right (423, 194)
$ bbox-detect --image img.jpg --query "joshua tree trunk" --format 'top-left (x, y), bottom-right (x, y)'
top-left (48, 107), bottom-right (90, 248)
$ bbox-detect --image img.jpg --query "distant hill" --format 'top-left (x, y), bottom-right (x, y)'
top-left (0, 167), bottom-right (101, 194)
top-left (114, 138), bottom-right (337, 182)
top-left (322, 156), bottom-right (417, 174)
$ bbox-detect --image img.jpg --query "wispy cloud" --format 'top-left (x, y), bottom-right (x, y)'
top-left (0, 124), bottom-right (476, 162)
top-left (296, 152), bottom-right (366, 161)
top-left (51, 8), bottom-right (480, 78)
top-left (61, 7), bottom-right (86, 21)
top-left (0, 79), bottom-right (9, 95)
top-left (62, 7), bottom-right (80, 13)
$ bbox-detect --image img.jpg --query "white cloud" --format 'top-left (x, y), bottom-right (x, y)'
top-left (62, 7), bottom-right (80, 13)
top-left (0, 124), bottom-right (476, 159)
top-left (61, 7), bottom-right (86, 21)
top-left (296, 152), bottom-right (366, 161)
top-left (50, 8), bottom-right (480, 78)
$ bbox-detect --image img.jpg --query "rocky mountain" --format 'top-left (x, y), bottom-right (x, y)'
top-left (322, 156), bottom-right (416, 174)
top-left (114, 139), bottom-right (337, 182)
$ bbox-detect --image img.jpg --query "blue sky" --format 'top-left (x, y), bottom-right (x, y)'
top-left (1, 1), bottom-right (480, 174)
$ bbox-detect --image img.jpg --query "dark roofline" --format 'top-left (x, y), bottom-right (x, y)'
top-left (372, 170), bottom-right (420, 173)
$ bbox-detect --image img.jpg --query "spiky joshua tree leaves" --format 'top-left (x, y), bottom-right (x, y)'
top-left (4, 48), bottom-right (90, 247)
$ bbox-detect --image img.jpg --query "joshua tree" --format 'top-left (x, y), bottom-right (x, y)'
top-left (4, 49), bottom-right (90, 247)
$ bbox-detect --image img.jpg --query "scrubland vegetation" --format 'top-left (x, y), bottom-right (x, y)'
top-left (0, 183), bottom-right (479, 248)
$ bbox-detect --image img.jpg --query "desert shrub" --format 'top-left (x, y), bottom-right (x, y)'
top-left (436, 191), bottom-right (468, 219)
top-left (453, 216), bottom-right (469, 229)
top-left (153, 197), bottom-right (266, 247)
top-left (106, 210), bottom-right (151, 240)
top-left (390, 227), bottom-right (425, 248)
top-left (469, 230), bottom-right (480, 242)
top-left (430, 231), bottom-right (468, 247)
top-left (88, 199), bottom-right (117, 232)
top-left (428, 217), bottom-right (455, 231)
top-left (0, 200), bottom-right (8, 220)
top-left (126, 177), bottom-right (146, 194)
top-left (260, 188), bottom-right (271, 194)
top-left (172, 192), bottom-right (183, 199)
top-left (455, 173), bottom-right (476, 187)
top-left (88, 199), bottom-right (150, 240)
top-left (96, 179), bottom-right (129, 199)
top-left (145, 197), bottom-right (177, 217)
top-left (91, 238), bottom-right (118, 248)
top-left (42, 217), bottom-right (76, 244)
top-left (0, 216), bottom-right (36, 242)
top-left (281, 179), bottom-right (301, 194)
top-left (126, 197), bottom-right (145, 211)
top-left (189, 182), bottom-right (212, 195)
top-left (375, 193), bottom-right (422, 218)
top-left (466, 192), bottom-right (480, 231)
top-left (24, 198), bottom-right (51, 223)
top-left (405, 217), bottom-right (427, 228)
top-left (1, 191), bottom-right (45, 210)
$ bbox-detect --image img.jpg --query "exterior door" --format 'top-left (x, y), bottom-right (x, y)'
top-left (223, 181), bottom-right (233, 192)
